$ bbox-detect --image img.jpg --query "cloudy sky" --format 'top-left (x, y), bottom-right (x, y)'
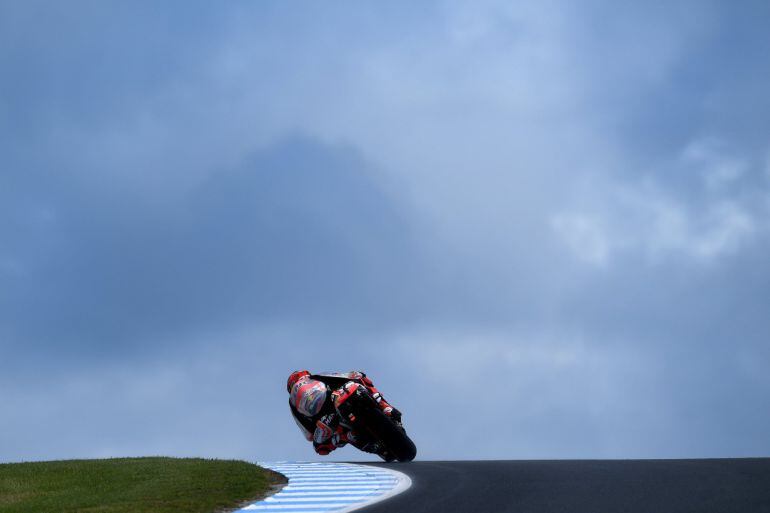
top-left (2, 0), bottom-right (770, 463)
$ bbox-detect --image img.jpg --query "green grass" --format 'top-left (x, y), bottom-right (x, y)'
top-left (0, 457), bottom-right (283, 513)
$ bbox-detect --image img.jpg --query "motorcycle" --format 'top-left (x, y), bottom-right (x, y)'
top-left (314, 372), bottom-right (417, 462)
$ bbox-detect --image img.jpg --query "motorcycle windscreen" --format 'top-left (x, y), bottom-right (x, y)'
top-left (314, 371), bottom-right (363, 380)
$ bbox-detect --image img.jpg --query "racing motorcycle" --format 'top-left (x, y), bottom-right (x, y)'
top-left (315, 372), bottom-right (417, 462)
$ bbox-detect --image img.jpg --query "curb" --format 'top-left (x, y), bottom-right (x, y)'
top-left (237, 462), bottom-right (412, 512)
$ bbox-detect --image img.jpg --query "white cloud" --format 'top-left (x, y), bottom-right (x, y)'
top-left (682, 138), bottom-right (747, 191)
top-left (553, 193), bottom-right (757, 265)
top-left (552, 138), bottom-right (763, 266)
top-left (691, 202), bottom-right (755, 258)
top-left (550, 214), bottom-right (611, 266)
top-left (642, 194), bottom-right (755, 262)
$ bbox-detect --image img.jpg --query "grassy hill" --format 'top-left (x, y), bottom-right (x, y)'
top-left (0, 457), bottom-right (283, 513)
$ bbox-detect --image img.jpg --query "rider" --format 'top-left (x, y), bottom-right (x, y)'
top-left (287, 370), bottom-right (400, 455)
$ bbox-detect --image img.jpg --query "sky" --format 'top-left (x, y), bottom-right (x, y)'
top-left (1, 0), bottom-right (770, 463)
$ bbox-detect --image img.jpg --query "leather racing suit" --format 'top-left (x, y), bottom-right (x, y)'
top-left (288, 371), bottom-right (399, 455)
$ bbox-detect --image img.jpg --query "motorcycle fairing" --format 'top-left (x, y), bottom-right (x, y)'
top-left (312, 371), bottom-right (365, 389)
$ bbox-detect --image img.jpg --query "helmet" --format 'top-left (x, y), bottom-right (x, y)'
top-left (287, 370), bottom-right (310, 393)
top-left (290, 379), bottom-right (329, 417)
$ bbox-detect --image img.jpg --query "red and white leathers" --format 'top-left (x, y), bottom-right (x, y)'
top-left (358, 373), bottom-right (397, 418)
top-left (287, 370), bottom-right (398, 455)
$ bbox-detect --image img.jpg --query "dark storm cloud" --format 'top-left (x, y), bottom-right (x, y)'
top-left (0, 1), bottom-right (424, 368)
top-left (1, 135), bottom-right (424, 364)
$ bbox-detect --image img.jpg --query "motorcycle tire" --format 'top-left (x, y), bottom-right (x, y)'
top-left (347, 388), bottom-right (417, 462)
top-left (378, 450), bottom-right (397, 463)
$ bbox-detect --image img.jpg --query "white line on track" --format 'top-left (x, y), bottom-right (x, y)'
top-left (236, 462), bottom-right (412, 513)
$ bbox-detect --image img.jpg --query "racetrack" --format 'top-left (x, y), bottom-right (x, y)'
top-left (358, 459), bottom-right (770, 513)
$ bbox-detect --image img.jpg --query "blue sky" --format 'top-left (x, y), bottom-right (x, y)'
top-left (2, 0), bottom-right (770, 462)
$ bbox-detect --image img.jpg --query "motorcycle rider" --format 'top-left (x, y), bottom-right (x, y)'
top-left (287, 370), bottom-right (400, 456)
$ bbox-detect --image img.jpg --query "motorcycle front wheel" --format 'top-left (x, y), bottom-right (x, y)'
top-left (346, 389), bottom-right (417, 462)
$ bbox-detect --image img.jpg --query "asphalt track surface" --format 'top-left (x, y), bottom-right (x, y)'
top-left (358, 459), bottom-right (770, 513)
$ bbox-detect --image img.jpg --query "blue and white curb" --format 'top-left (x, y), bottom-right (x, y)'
top-left (236, 462), bottom-right (412, 512)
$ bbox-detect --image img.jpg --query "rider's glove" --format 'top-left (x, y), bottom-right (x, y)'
top-left (313, 414), bottom-right (348, 454)
top-left (331, 427), bottom-right (349, 448)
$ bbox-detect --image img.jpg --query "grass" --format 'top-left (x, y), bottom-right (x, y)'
top-left (0, 457), bottom-right (283, 513)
